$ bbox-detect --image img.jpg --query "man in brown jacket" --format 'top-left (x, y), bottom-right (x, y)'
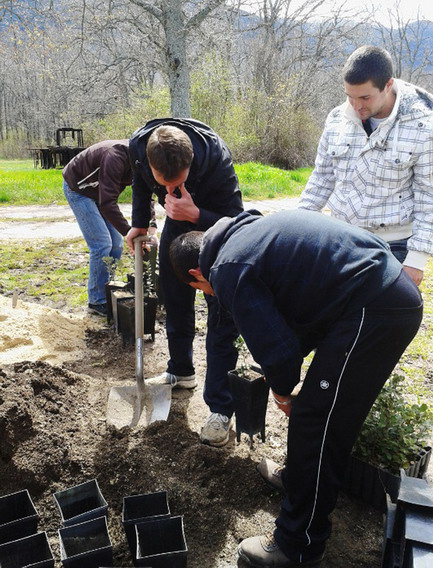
top-left (63, 140), bottom-right (156, 315)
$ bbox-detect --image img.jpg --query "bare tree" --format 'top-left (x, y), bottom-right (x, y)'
top-left (368, 0), bottom-right (433, 84)
top-left (230, 0), bottom-right (366, 114)
top-left (127, 0), bottom-right (229, 117)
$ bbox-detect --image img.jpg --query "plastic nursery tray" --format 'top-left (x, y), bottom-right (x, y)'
top-left (53, 479), bottom-right (108, 527)
top-left (0, 489), bottom-right (38, 545)
top-left (122, 491), bottom-right (170, 556)
top-left (0, 531), bottom-right (54, 567)
top-left (58, 515), bottom-right (112, 568)
top-left (135, 515), bottom-right (187, 568)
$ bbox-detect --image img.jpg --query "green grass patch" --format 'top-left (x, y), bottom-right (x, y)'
top-left (235, 162), bottom-right (311, 200)
top-left (0, 160), bottom-right (64, 205)
top-left (0, 159), bottom-right (134, 206)
top-left (0, 159), bottom-right (309, 205)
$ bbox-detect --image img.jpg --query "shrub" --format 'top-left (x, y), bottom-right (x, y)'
top-left (352, 374), bottom-right (433, 474)
top-left (190, 59), bottom-right (320, 168)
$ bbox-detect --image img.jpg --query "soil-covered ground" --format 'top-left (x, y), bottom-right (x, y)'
top-left (0, 290), bottom-right (385, 567)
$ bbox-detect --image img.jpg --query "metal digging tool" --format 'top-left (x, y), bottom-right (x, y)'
top-left (106, 236), bottom-right (172, 428)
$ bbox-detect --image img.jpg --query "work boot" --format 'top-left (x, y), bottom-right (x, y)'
top-left (238, 534), bottom-right (325, 567)
top-left (88, 303), bottom-right (107, 316)
top-left (200, 413), bottom-right (232, 447)
top-left (147, 372), bottom-right (198, 390)
top-left (257, 458), bottom-right (285, 492)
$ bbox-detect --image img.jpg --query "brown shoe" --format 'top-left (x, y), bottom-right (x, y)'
top-left (238, 534), bottom-right (324, 567)
top-left (257, 458), bottom-right (285, 492)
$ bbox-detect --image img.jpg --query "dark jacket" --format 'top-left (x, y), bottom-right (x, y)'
top-left (199, 209), bottom-right (403, 395)
top-left (129, 118), bottom-right (243, 230)
top-left (62, 140), bottom-right (132, 236)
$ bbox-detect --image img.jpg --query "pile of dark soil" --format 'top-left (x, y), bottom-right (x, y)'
top-left (0, 309), bottom-right (384, 567)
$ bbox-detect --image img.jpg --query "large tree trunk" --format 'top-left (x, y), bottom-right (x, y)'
top-left (164, 0), bottom-right (191, 117)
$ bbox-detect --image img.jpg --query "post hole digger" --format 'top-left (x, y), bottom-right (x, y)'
top-left (106, 236), bottom-right (172, 428)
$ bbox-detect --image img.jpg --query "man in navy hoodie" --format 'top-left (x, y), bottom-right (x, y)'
top-left (169, 209), bottom-right (423, 567)
top-left (127, 118), bottom-right (243, 446)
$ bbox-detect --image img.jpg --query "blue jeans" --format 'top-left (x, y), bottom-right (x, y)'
top-left (63, 181), bottom-right (124, 305)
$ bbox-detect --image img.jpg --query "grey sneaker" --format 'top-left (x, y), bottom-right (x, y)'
top-left (257, 458), bottom-right (285, 492)
top-left (147, 372), bottom-right (197, 390)
top-left (238, 534), bottom-right (324, 567)
top-left (200, 413), bottom-right (232, 447)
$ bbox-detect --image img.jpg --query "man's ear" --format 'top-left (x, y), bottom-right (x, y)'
top-left (188, 268), bottom-right (204, 282)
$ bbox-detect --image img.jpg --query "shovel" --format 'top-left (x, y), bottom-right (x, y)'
top-left (106, 236), bottom-right (172, 428)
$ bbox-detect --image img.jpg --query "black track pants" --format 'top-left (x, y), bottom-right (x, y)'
top-left (274, 271), bottom-right (423, 563)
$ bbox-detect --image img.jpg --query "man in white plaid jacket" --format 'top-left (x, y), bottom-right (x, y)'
top-left (299, 45), bottom-right (433, 286)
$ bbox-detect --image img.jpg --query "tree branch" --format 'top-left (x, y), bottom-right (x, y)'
top-left (128, 0), bottom-right (163, 22)
top-left (186, 0), bottom-right (226, 31)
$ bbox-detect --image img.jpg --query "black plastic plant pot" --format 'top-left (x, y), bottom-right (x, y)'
top-left (143, 297), bottom-right (158, 340)
top-left (122, 491), bottom-right (170, 558)
top-left (0, 489), bottom-right (38, 545)
top-left (111, 291), bottom-right (134, 335)
top-left (135, 515), bottom-right (187, 568)
top-left (53, 479), bottom-right (108, 527)
top-left (343, 447), bottom-right (433, 513)
top-left (117, 297), bottom-right (158, 345)
top-left (59, 516), bottom-right (112, 568)
top-left (228, 370), bottom-right (270, 444)
top-left (0, 531), bottom-right (55, 567)
top-left (116, 298), bottom-right (135, 345)
top-left (343, 456), bottom-right (401, 512)
top-left (105, 281), bottom-right (129, 325)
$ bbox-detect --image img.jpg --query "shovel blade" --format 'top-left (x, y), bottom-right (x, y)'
top-left (146, 383), bottom-right (172, 422)
top-left (106, 384), bottom-right (172, 429)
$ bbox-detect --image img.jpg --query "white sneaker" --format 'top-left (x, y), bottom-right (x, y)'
top-left (200, 413), bottom-right (232, 447)
top-left (257, 458), bottom-right (285, 492)
top-left (147, 372), bottom-right (197, 390)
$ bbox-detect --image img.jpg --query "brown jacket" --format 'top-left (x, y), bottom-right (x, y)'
top-left (62, 140), bottom-right (132, 236)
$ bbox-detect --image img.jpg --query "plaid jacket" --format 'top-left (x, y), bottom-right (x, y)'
top-left (299, 79), bottom-right (433, 268)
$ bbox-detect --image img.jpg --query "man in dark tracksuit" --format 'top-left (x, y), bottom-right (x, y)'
top-left (127, 118), bottom-right (243, 446)
top-left (169, 209), bottom-right (423, 567)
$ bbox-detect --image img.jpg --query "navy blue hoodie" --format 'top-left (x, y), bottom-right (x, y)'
top-left (129, 118), bottom-right (243, 230)
top-left (199, 210), bottom-right (403, 395)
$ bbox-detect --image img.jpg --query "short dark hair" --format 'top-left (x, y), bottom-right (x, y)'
top-left (343, 45), bottom-right (393, 91)
top-left (146, 125), bottom-right (193, 181)
top-left (169, 231), bottom-right (204, 283)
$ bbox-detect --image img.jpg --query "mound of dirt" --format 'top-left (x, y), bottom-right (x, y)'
top-left (0, 297), bottom-right (383, 567)
top-left (0, 295), bottom-right (100, 365)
